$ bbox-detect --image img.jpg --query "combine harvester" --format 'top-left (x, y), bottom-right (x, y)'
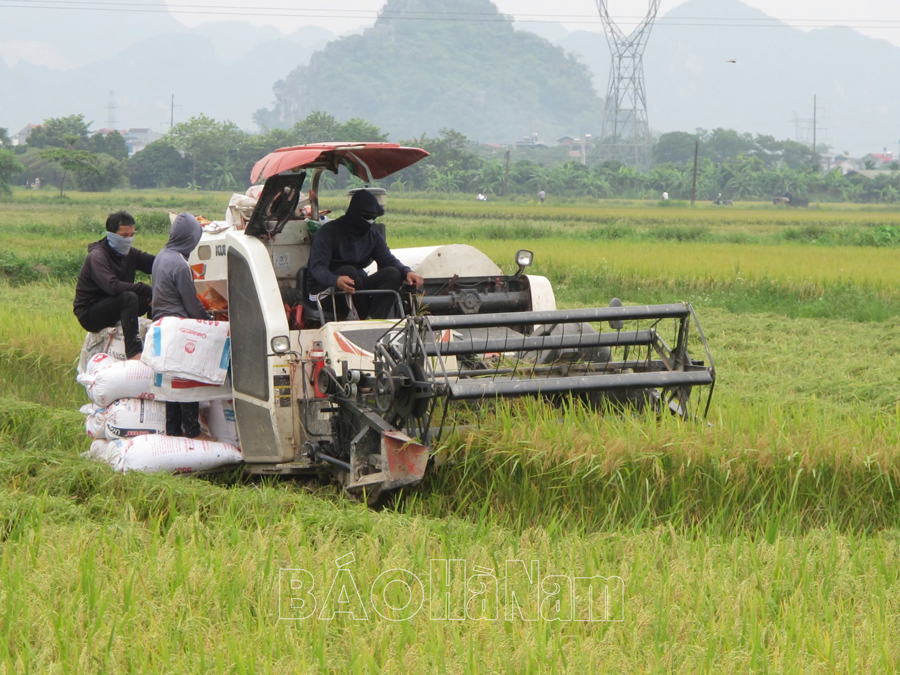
top-left (191, 143), bottom-right (716, 500)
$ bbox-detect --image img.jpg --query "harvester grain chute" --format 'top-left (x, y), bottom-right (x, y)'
top-left (189, 143), bottom-right (716, 500)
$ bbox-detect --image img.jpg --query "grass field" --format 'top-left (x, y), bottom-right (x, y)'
top-left (2, 189), bottom-right (900, 672)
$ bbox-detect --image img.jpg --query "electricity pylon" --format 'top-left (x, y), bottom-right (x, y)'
top-left (596, 0), bottom-right (661, 169)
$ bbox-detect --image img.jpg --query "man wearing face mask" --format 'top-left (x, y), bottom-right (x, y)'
top-left (73, 211), bottom-right (155, 359)
top-left (307, 189), bottom-right (424, 320)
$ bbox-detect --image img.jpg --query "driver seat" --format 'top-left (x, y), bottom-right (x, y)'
top-left (296, 267), bottom-right (340, 327)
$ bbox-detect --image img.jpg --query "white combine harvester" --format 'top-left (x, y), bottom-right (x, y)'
top-left (190, 143), bottom-right (715, 500)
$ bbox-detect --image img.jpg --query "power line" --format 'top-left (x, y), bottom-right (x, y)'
top-left (3, 0), bottom-right (900, 23)
top-left (3, 0), bottom-right (900, 29)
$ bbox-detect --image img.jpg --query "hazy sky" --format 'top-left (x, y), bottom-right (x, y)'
top-left (166, 0), bottom-right (900, 47)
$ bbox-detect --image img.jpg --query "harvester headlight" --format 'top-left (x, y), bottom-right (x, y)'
top-left (271, 336), bottom-right (291, 354)
top-left (515, 249), bottom-right (534, 275)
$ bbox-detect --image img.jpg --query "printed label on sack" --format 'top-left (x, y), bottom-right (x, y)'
top-left (220, 337), bottom-right (231, 370)
top-left (152, 326), bottom-right (162, 357)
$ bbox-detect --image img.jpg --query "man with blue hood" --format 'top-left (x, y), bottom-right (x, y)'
top-left (152, 212), bottom-right (215, 441)
top-left (308, 189), bottom-right (423, 319)
top-left (73, 211), bottom-right (155, 359)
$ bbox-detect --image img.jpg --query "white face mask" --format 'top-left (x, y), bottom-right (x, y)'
top-left (107, 231), bottom-right (134, 255)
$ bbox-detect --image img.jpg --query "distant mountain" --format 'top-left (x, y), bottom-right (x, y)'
top-left (3, 0), bottom-right (900, 154)
top-left (0, 4), bottom-right (186, 69)
top-left (254, 0), bottom-right (603, 143)
top-left (540, 0), bottom-right (900, 154)
top-left (0, 7), bottom-right (336, 133)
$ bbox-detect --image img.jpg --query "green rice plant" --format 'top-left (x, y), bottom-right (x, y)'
top-left (0, 346), bottom-right (82, 408)
top-left (0, 405), bottom-right (899, 673)
top-left (6, 191), bottom-right (900, 671)
top-left (650, 225), bottom-right (709, 241)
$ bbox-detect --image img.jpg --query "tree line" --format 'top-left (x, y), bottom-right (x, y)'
top-left (2, 113), bottom-right (899, 204)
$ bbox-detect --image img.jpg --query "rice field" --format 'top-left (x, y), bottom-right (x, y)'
top-left (2, 190), bottom-right (900, 672)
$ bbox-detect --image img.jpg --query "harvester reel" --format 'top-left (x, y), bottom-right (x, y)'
top-left (389, 362), bottom-right (429, 426)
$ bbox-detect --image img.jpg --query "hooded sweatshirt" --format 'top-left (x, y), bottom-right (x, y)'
top-left (73, 239), bottom-right (155, 319)
top-left (151, 213), bottom-right (212, 321)
top-left (307, 190), bottom-right (410, 295)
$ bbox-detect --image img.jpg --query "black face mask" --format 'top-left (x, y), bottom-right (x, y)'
top-left (346, 212), bottom-right (374, 236)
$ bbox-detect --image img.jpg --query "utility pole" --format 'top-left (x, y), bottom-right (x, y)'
top-left (805, 96), bottom-right (827, 169)
top-left (690, 138), bottom-right (699, 205)
top-left (170, 95), bottom-right (175, 129)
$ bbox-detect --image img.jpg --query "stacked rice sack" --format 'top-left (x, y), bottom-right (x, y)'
top-left (77, 318), bottom-right (242, 474)
top-left (77, 318), bottom-right (151, 374)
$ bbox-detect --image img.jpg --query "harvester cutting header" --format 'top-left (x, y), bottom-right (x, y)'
top-left (188, 142), bottom-right (715, 500)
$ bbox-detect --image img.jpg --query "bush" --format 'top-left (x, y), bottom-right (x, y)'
top-left (128, 141), bottom-right (191, 189)
top-left (0, 252), bottom-right (41, 284)
top-left (654, 226), bottom-right (709, 241)
top-left (12, 147), bottom-right (69, 192)
top-left (784, 226), bottom-right (827, 243)
top-left (0, 149), bottom-right (24, 196)
top-left (75, 153), bottom-right (126, 192)
top-left (134, 211), bottom-right (172, 234)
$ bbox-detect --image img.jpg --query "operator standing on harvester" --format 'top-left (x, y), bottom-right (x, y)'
top-left (307, 189), bottom-right (424, 319)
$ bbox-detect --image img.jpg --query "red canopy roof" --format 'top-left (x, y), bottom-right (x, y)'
top-left (250, 142), bottom-right (430, 184)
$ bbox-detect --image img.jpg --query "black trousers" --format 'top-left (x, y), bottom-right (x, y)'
top-left (77, 291), bottom-right (151, 359)
top-left (333, 266), bottom-right (402, 320)
top-left (166, 402), bottom-right (202, 438)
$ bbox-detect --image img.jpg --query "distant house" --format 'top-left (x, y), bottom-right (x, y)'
top-left (9, 124), bottom-right (163, 156)
top-left (830, 156), bottom-right (864, 175)
top-left (123, 128), bottom-right (164, 156)
top-left (860, 152), bottom-right (894, 170)
top-left (818, 153), bottom-right (837, 171)
top-left (12, 123), bottom-right (40, 146)
top-left (557, 135), bottom-right (592, 159)
top-left (515, 134), bottom-right (547, 150)
top-left (93, 127), bottom-right (166, 156)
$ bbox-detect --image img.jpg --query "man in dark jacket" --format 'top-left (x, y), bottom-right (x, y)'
top-left (308, 190), bottom-right (423, 319)
top-left (152, 212), bottom-right (215, 441)
top-left (73, 211), bottom-right (155, 359)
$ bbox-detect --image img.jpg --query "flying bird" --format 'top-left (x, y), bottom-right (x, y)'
top-left (726, 60), bottom-right (737, 63)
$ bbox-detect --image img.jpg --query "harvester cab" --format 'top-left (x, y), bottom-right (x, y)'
top-left (189, 143), bottom-right (716, 500)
